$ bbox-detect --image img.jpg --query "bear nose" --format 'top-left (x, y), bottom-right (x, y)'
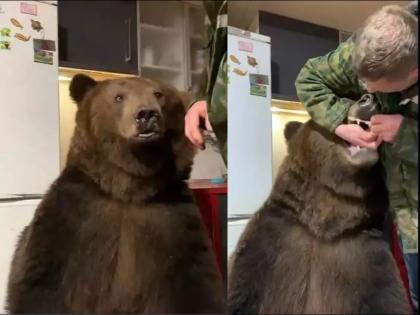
top-left (136, 109), bottom-right (160, 124)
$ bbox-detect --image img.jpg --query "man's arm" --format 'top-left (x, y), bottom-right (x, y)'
top-left (392, 117), bottom-right (418, 165)
top-left (295, 38), bottom-right (365, 132)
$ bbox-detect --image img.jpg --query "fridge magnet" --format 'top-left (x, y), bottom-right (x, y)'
top-left (233, 68), bottom-right (248, 76)
top-left (33, 39), bottom-right (56, 51)
top-left (238, 40), bottom-right (253, 53)
top-left (247, 56), bottom-right (258, 67)
top-left (229, 54), bottom-right (241, 65)
top-left (20, 2), bottom-right (37, 16)
top-left (0, 27), bottom-right (11, 37)
top-left (10, 18), bottom-right (23, 29)
top-left (0, 4), bottom-right (5, 14)
top-left (0, 41), bottom-right (11, 50)
top-left (250, 83), bottom-right (267, 97)
top-left (15, 32), bottom-right (31, 42)
top-left (249, 73), bottom-right (269, 85)
top-left (34, 49), bottom-right (53, 65)
top-left (30, 19), bottom-right (43, 32)
top-left (249, 73), bottom-right (269, 97)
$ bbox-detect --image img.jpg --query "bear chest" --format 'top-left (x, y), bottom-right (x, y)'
top-left (62, 201), bottom-right (198, 312)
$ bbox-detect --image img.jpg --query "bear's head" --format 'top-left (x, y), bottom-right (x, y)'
top-left (284, 120), bottom-right (379, 179)
top-left (278, 121), bottom-right (386, 239)
top-left (67, 74), bottom-right (195, 183)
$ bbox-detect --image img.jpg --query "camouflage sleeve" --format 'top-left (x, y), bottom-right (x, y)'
top-left (295, 38), bottom-right (365, 132)
top-left (208, 53), bottom-right (227, 163)
top-left (391, 117), bottom-right (418, 165)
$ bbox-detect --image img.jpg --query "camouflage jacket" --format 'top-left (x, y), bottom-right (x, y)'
top-left (295, 38), bottom-right (418, 254)
top-left (194, 0), bottom-right (227, 164)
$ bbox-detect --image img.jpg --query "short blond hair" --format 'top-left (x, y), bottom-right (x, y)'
top-left (353, 4), bottom-right (418, 81)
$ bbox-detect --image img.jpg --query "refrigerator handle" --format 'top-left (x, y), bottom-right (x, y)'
top-left (125, 18), bottom-right (132, 63)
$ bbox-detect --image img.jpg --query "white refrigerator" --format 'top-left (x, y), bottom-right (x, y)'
top-left (0, 1), bottom-right (59, 311)
top-left (227, 27), bottom-right (272, 256)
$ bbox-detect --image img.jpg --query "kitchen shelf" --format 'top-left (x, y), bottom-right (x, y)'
top-left (191, 69), bottom-right (202, 75)
top-left (191, 33), bottom-right (203, 40)
top-left (141, 64), bottom-right (182, 72)
top-left (140, 23), bottom-right (181, 35)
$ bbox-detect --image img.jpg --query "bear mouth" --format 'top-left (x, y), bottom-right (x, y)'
top-left (135, 129), bottom-right (161, 142)
top-left (343, 143), bottom-right (379, 167)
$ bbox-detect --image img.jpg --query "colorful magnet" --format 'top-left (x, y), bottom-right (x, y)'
top-left (30, 19), bottom-right (43, 32)
top-left (0, 27), bottom-right (11, 37)
top-left (0, 41), bottom-right (11, 50)
top-left (233, 68), bottom-right (248, 76)
top-left (34, 49), bottom-right (53, 65)
top-left (247, 56), bottom-right (258, 67)
top-left (250, 83), bottom-right (267, 97)
top-left (20, 2), bottom-right (37, 16)
top-left (33, 39), bottom-right (56, 51)
top-left (238, 40), bottom-right (253, 52)
top-left (249, 73), bottom-right (269, 85)
top-left (229, 54), bottom-right (241, 65)
top-left (15, 32), bottom-right (31, 41)
top-left (10, 18), bottom-right (23, 29)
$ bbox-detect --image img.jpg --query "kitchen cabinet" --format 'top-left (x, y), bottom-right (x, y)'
top-left (250, 11), bottom-right (339, 101)
top-left (58, 0), bottom-right (138, 74)
top-left (139, 1), bottom-right (205, 93)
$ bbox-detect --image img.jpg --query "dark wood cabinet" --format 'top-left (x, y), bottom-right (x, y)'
top-left (58, 1), bottom-right (138, 74)
top-left (258, 11), bottom-right (339, 101)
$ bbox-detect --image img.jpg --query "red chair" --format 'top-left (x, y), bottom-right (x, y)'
top-left (391, 223), bottom-right (414, 312)
top-left (188, 179), bottom-right (227, 280)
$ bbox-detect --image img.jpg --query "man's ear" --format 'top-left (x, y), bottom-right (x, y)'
top-left (69, 74), bottom-right (97, 105)
top-left (284, 121), bottom-right (303, 142)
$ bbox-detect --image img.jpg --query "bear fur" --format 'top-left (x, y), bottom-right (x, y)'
top-left (6, 75), bottom-right (225, 313)
top-left (227, 120), bottom-right (411, 314)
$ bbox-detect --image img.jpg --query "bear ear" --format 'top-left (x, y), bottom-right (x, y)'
top-left (284, 121), bottom-right (303, 142)
top-left (69, 74), bottom-right (97, 104)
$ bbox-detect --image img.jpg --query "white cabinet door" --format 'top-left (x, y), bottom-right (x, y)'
top-left (0, 200), bottom-right (39, 312)
top-left (0, 1), bottom-right (60, 195)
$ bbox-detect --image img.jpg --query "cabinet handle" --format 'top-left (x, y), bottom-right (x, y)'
top-left (125, 18), bottom-right (132, 62)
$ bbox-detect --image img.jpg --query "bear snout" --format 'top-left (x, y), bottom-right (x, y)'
top-left (135, 109), bottom-right (163, 140)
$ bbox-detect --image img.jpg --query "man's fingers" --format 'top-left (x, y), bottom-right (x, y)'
top-left (204, 115), bottom-right (213, 131)
top-left (358, 139), bottom-right (379, 149)
top-left (370, 124), bottom-right (387, 134)
top-left (359, 131), bottom-right (377, 142)
top-left (185, 111), bottom-right (205, 149)
top-left (370, 115), bottom-right (386, 125)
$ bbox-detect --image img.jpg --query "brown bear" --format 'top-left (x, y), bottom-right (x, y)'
top-left (227, 118), bottom-right (411, 314)
top-left (6, 74), bottom-right (225, 313)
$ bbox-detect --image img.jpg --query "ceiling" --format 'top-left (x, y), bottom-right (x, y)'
top-left (228, 1), bottom-right (410, 32)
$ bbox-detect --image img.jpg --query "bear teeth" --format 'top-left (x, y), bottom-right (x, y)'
top-left (138, 132), bottom-right (155, 138)
top-left (348, 145), bottom-right (361, 156)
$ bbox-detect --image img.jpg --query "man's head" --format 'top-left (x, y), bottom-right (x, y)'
top-left (352, 4), bottom-right (418, 93)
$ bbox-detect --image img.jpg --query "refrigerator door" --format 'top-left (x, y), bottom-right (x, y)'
top-left (0, 1), bottom-right (59, 196)
top-left (227, 218), bottom-right (249, 258)
top-left (227, 27), bottom-right (273, 216)
top-left (0, 199), bottom-right (40, 313)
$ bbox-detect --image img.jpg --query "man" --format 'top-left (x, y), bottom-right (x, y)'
top-left (184, 0), bottom-right (227, 164)
top-left (295, 2), bottom-right (418, 310)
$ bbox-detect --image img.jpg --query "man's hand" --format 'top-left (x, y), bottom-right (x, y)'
top-left (370, 114), bottom-right (403, 143)
top-left (184, 100), bottom-right (213, 150)
top-left (335, 124), bottom-right (381, 149)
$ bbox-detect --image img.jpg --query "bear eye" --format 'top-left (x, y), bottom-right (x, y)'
top-left (114, 94), bottom-right (124, 103)
top-left (154, 91), bottom-right (163, 99)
